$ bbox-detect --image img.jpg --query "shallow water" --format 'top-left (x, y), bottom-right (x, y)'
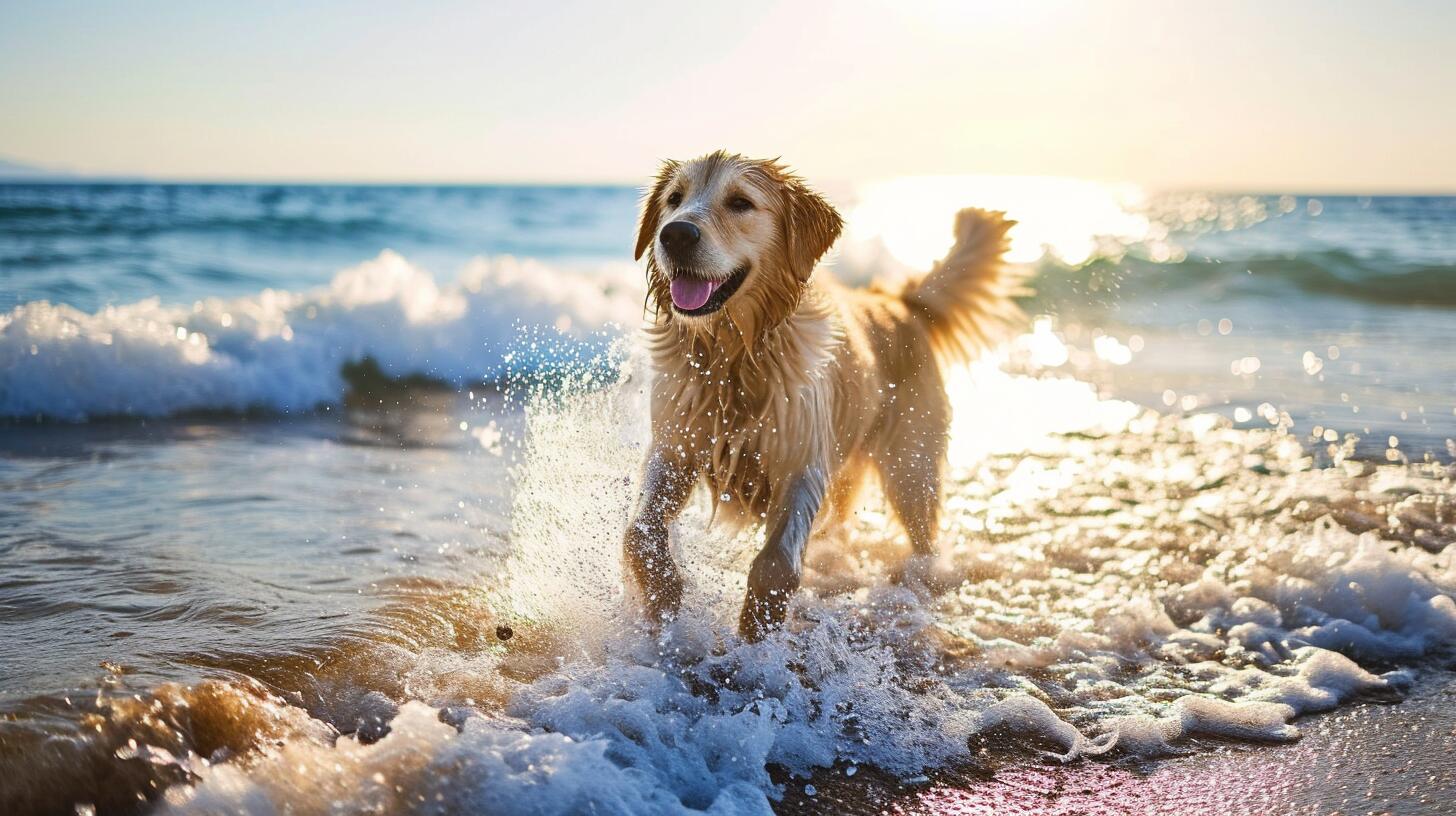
top-left (1, 182), bottom-right (1455, 814)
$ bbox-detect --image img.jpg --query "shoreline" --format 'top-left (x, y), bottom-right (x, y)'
top-left (779, 667), bottom-right (1456, 815)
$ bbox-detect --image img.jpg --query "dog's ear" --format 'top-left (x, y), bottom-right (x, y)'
top-left (634, 161), bottom-right (679, 261)
top-left (782, 180), bottom-right (843, 280)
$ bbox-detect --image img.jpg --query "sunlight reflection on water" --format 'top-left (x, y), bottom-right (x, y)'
top-left (844, 175), bottom-right (1151, 269)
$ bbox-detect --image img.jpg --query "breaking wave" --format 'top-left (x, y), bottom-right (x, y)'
top-left (0, 251), bottom-right (642, 421)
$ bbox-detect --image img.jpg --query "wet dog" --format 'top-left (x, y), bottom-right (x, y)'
top-left (624, 151), bottom-right (1023, 640)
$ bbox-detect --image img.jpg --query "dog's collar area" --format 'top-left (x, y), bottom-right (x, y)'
top-left (670, 263), bottom-right (750, 317)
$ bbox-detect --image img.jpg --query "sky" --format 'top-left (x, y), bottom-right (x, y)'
top-left (1, 0), bottom-right (1454, 190)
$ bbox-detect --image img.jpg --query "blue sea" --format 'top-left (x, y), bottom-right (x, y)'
top-left (1, 181), bottom-right (1454, 814)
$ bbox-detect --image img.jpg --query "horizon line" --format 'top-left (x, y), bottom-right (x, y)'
top-left (2, 173), bottom-right (1454, 198)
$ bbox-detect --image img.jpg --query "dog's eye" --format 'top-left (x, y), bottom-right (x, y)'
top-left (727, 196), bottom-right (755, 213)
top-left (666, 190), bottom-right (683, 207)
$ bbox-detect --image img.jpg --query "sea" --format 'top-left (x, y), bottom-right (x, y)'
top-left (0, 180), bottom-right (1453, 814)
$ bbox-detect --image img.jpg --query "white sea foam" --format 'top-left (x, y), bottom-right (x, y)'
top-left (0, 251), bottom-right (642, 420)
top-left (154, 360), bottom-right (1456, 815)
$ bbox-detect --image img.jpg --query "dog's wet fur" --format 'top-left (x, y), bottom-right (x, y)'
top-left (625, 151), bottom-right (1024, 640)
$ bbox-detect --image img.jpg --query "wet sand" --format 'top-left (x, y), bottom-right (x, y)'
top-left (781, 668), bottom-right (1456, 815)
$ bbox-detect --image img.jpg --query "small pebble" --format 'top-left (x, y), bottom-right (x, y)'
top-left (803, 784), bottom-right (816, 797)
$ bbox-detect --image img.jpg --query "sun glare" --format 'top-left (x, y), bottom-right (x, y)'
top-left (844, 175), bottom-right (1151, 270)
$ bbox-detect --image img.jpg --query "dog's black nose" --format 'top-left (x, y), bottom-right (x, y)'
top-left (659, 221), bottom-right (701, 255)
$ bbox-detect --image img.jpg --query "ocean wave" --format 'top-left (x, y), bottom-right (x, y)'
top-left (1037, 249), bottom-right (1456, 309)
top-left (4, 240), bottom-right (1453, 422)
top-left (0, 207), bottom-right (414, 243)
top-left (0, 184), bottom-right (635, 254)
top-left (0, 190), bottom-right (429, 247)
top-left (0, 251), bottom-right (643, 421)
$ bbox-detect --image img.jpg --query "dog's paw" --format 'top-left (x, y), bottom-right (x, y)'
top-left (892, 552), bottom-right (965, 597)
top-left (626, 572), bottom-right (684, 628)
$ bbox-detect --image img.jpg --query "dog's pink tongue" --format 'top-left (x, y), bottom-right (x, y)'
top-left (670, 277), bottom-right (720, 311)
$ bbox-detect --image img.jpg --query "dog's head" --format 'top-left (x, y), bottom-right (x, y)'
top-left (635, 151), bottom-right (842, 332)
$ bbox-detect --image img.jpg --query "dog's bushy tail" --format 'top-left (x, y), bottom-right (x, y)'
top-left (900, 208), bottom-right (1027, 363)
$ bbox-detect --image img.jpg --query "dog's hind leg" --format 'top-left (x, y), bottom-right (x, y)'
top-left (623, 449), bottom-right (695, 625)
top-left (876, 409), bottom-right (948, 557)
top-left (739, 465), bottom-right (827, 641)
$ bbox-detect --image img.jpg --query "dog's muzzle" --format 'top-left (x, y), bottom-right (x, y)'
top-left (658, 221), bottom-right (700, 262)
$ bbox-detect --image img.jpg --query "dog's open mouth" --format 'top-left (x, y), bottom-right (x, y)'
top-left (668, 264), bottom-right (749, 316)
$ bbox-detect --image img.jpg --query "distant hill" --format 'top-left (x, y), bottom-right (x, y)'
top-left (0, 157), bottom-right (76, 179)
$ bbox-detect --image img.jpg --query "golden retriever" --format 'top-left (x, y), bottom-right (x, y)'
top-left (624, 151), bottom-right (1023, 640)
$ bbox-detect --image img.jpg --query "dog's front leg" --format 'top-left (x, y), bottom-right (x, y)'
top-left (623, 449), bottom-right (695, 625)
top-left (738, 465), bottom-right (827, 641)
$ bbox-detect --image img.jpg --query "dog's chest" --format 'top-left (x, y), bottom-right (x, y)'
top-left (648, 303), bottom-right (842, 515)
top-left (653, 355), bottom-right (830, 516)
top-left (653, 377), bottom-right (768, 510)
